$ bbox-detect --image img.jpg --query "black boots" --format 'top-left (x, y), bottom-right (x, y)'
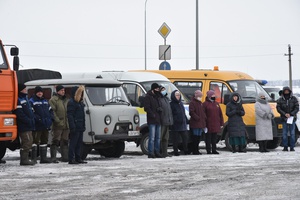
top-left (50, 145), bottom-right (59, 163)
top-left (31, 145), bottom-right (38, 164)
top-left (20, 149), bottom-right (35, 166)
top-left (39, 145), bottom-right (52, 164)
top-left (259, 141), bottom-right (269, 153)
top-left (232, 145), bottom-right (236, 153)
top-left (238, 145), bottom-right (247, 153)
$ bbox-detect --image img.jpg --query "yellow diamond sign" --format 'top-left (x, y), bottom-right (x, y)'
top-left (158, 22), bottom-right (171, 39)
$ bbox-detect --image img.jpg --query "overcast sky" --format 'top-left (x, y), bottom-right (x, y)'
top-left (1, 0), bottom-right (299, 81)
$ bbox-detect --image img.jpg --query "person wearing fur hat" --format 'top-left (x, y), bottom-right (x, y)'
top-left (255, 92), bottom-right (274, 153)
top-left (144, 82), bottom-right (163, 158)
top-left (189, 90), bottom-right (206, 155)
top-left (29, 86), bottom-right (53, 163)
top-left (226, 92), bottom-right (247, 153)
top-left (49, 85), bottom-right (69, 163)
top-left (67, 85), bottom-right (87, 164)
top-left (203, 90), bottom-right (224, 154)
top-left (14, 83), bottom-right (36, 165)
top-left (276, 86), bottom-right (299, 151)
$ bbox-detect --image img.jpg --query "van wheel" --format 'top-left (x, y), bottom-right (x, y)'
top-left (266, 137), bottom-right (281, 149)
top-left (140, 134), bottom-right (149, 155)
top-left (0, 142), bottom-right (6, 160)
top-left (98, 141), bottom-right (125, 158)
top-left (225, 131), bottom-right (247, 151)
top-left (80, 144), bottom-right (92, 160)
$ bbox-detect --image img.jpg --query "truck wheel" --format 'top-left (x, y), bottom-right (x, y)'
top-left (140, 133), bottom-right (149, 155)
top-left (98, 141), bottom-right (125, 158)
top-left (266, 137), bottom-right (281, 149)
top-left (0, 142), bottom-right (6, 160)
top-left (80, 144), bottom-right (92, 160)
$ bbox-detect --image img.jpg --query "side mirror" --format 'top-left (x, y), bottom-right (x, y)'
top-left (223, 93), bottom-right (230, 105)
top-left (10, 47), bottom-right (19, 56)
top-left (13, 56), bottom-right (19, 71)
top-left (138, 96), bottom-right (145, 108)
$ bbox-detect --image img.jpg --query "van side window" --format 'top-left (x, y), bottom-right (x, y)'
top-left (123, 83), bottom-right (145, 107)
top-left (174, 81), bottom-right (202, 101)
top-left (209, 82), bottom-right (230, 103)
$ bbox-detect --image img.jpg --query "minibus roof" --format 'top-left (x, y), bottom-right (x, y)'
top-left (25, 78), bottom-right (122, 86)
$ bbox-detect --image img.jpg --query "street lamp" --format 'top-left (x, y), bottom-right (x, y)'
top-left (196, 0), bottom-right (199, 70)
top-left (144, 0), bottom-right (148, 70)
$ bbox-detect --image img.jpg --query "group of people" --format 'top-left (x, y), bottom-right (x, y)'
top-left (144, 83), bottom-right (299, 158)
top-left (144, 83), bottom-right (225, 158)
top-left (8, 83), bottom-right (87, 165)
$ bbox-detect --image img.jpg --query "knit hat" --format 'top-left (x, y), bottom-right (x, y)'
top-left (18, 83), bottom-right (26, 92)
top-left (206, 90), bottom-right (215, 98)
top-left (194, 90), bottom-right (202, 98)
top-left (56, 85), bottom-right (64, 92)
top-left (258, 92), bottom-right (265, 98)
top-left (35, 86), bottom-right (43, 94)
top-left (151, 83), bottom-right (160, 90)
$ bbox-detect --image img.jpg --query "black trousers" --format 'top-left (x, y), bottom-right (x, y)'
top-left (205, 132), bottom-right (217, 153)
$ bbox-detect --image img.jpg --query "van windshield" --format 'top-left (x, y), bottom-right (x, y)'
top-left (0, 45), bottom-right (8, 69)
top-left (85, 86), bottom-right (130, 105)
top-left (228, 80), bottom-right (271, 101)
top-left (141, 81), bottom-right (189, 104)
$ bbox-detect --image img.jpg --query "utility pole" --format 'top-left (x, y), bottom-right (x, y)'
top-left (284, 44), bottom-right (293, 89)
top-left (196, 0), bottom-right (199, 70)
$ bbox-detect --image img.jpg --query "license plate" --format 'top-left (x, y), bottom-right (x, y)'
top-left (128, 131), bottom-right (140, 136)
top-left (278, 124), bottom-right (283, 129)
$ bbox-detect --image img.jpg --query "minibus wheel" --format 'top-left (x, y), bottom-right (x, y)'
top-left (80, 144), bottom-right (92, 160)
top-left (98, 141), bottom-right (125, 158)
top-left (140, 133), bottom-right (149, 155)
top-left (266, 138), bottom-right (281, 149)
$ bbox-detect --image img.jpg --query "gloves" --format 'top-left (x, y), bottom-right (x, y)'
top-left (267, 113), bottom-right (273, 119)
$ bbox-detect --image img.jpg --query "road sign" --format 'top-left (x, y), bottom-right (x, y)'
top-left (158, 22), bottom-right (171, 39)
top-left (159, 61), bottom-right (171, 70)
top-left (159, 45), bottom-right (171, 60)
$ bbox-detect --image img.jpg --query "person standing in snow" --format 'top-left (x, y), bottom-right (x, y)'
top-left (226, 92), bottom-right (247, 153)
top-left (189, 90), bottom-right (206, 155)
top-left (67, 85), bottom-right (87, 164)
top-left (255, 92), bottom-right (274, 153)
top-left (158, 86), bottom-right (173, 157)
top-left (203, 90), bottom-right (224, 154)
top-left (170, 90), bottom-right (189, 156)
top-left (29, 86), bottom-right (53, 163)
top-left (276, 86), bottom-right (299, 151)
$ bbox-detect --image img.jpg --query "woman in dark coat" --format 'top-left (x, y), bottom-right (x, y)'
top-left (170, 90), bottom-right (188, 156)
top-left (203, 90), bottom-right (224, 154)
top-left (189, 90), bottom-right (206, 155)
top-left (226, 92), bottom-right (247, 153)
top-left (67, 85), bottom-right (87, 164)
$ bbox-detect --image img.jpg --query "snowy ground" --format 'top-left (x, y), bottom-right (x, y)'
top-left (1, 141), bottom-right (300, 200)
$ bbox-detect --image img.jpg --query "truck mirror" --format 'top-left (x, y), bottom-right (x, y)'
top-left (10, 47), bottom-right (19, 56)
top-left (13, 56), bottom-right (19, 71)
top-left (223, 93), bottom-right (230, 105)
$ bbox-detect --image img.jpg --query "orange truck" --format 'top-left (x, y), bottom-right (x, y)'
top-left (0, 39), bottom-right (19, 160)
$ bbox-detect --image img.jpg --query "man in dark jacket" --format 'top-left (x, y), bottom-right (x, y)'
top-left (29, 86), bottom-right (53, 163)
top-left (158, 86), bottom-right (173, 157)
top-left (14, 83), bottom-right (35, 165)
top-left (276, 86), bottom-right (299, 151)
top-left (67, 86), bottom-right (87, 164)
top-left (144, 83), bottom-right (163, 158)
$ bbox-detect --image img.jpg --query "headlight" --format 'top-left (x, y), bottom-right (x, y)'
top-left (134, 115), bottom-right (139, 124)
top-left (4, 118), bottom-right (14, 126)
top-left (104, 115), bottom-right (111, 125)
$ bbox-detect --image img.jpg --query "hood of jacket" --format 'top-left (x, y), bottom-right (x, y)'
top-left (71, 85), bottom-right (85, 102)
top-left (171, 90), bottom-right (181, 103)
top-left (229, 92), bottom-right (242, 104)
top-left (282, 86), bottom-right (293, 98)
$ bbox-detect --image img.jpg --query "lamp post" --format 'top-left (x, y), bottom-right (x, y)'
top-left (196, 0), bottom-right (199, 70)
top-left (144, 0), bottom-right (148, 70)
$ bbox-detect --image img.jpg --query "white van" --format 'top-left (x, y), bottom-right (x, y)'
top-left (62, 71), bottom-right (190, 155)
top-left (25, 78), bottom-right (140, 159)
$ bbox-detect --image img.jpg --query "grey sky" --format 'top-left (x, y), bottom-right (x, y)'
top-left (1, 0), bottom-right (299, 81)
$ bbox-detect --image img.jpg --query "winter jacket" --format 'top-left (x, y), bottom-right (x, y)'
top-left (276, 86), bottom-right (299, 122)
top-left (67, 86), bottom-right (86, 132)
top-left (144, 90), bottom-right (162, 125)
top-left (29, 95), bottom-right (53, 131)
top-left (49, 93), bottom-right (69, 129)
top-left (255, 97), bottom-right (274, 141)
top-left (170, 90), bottom-right (188, 131)
top-left (203, 97), bottom-right (224, 133)
top-left (158, 94), bottom-right (173, 126)
top-left (189, 97), bottom-right (206, 129)
top-left (226, 93), bottom-right (246, 137)
top-left (14, 92), bottom-right (35, 132)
